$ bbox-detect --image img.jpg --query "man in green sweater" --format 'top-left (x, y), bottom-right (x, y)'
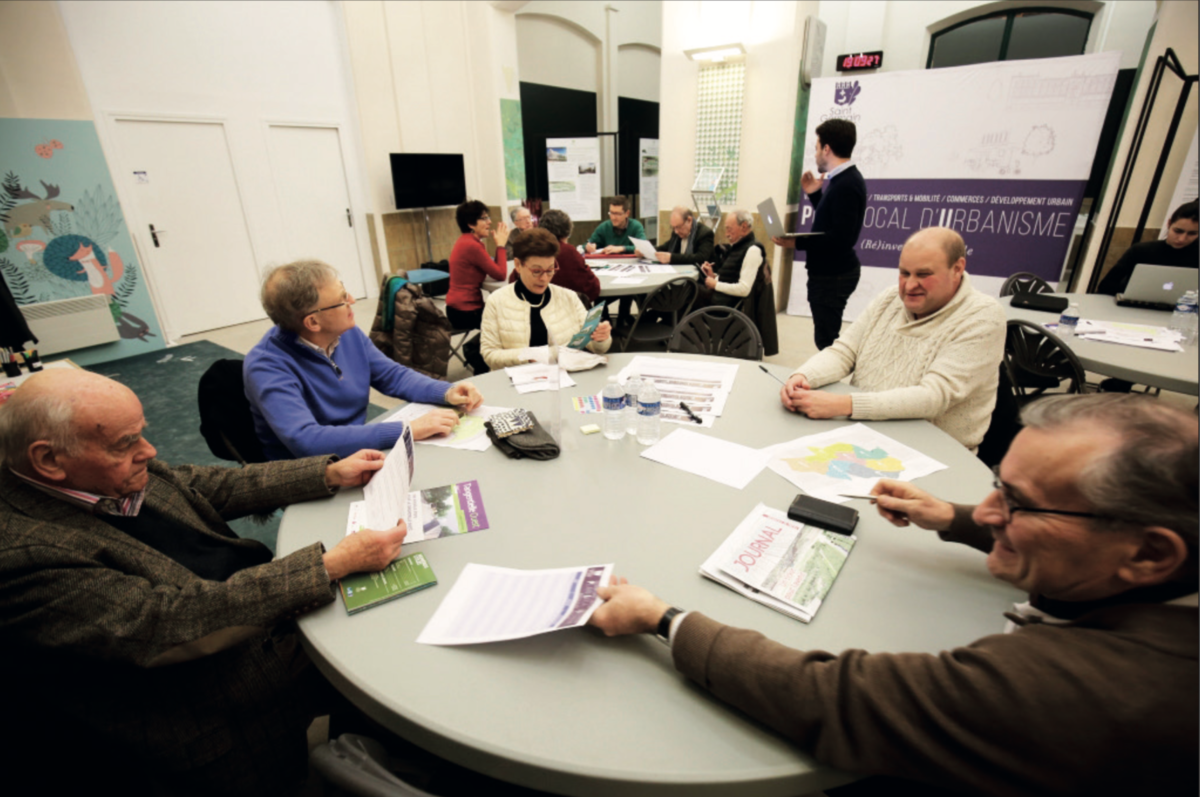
top-left (590, 393), bottom-right (1198, 797)
top-left (585, 195), bottom-right (646, 254)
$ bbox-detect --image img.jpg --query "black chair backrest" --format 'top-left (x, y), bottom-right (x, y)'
top-left (668, 306), bottom-right (764, 361)
top-left (1003, 320), bottom-right (1087, 399)
top-left (976, 363), bottom-right (1022, 468)
top-left (198, 359), bottom-right (266, 464)
top-left (1000, 272), bottom-right (1054, 297)
top-left (643, 276), bottom-right (699, 321)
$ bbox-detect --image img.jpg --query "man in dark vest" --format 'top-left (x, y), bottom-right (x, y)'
top-left (701, 210), bottom-right (765, 307)
top-left (773, 118), bottom-right (867, 350)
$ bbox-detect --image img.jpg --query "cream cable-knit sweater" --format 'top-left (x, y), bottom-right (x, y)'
top-left (480, 283), bottom-right (612, 369)
top-left (794, 272), bottom-right (1005, 449)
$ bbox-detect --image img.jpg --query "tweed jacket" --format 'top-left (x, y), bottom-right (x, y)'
top-left (480, 283), bottom-right (612, 369)
top-left (0, 457), bottom-right (338, 780)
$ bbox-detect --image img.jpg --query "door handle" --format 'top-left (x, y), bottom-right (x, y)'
top-left (346, 208), bottom-right (352, 228)
top-left (149, 223), bottom-right (160, 248)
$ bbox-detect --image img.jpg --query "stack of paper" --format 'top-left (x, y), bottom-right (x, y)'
top-left (700, 504), bottom-right (855, 623)
top-left (764, 423), bottom-right (947, 503)
top-left (617, 356), bottom-right (739, 427)
top-left (1047, 319), bottom-right (1185, 352)
top-left (505, 363), bottom-right (577, 393)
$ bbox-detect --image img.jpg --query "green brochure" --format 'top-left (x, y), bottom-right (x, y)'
top-left (567, 300), bottom-right (608, 349)
top-left (339, 552), bottom-right (437, 615)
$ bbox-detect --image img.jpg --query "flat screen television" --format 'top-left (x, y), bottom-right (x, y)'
top-left (390, 153), bottom-right (467, 210)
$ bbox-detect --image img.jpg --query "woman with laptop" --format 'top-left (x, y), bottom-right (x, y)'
top-left (1098, 199), bottom-right (1198, 296)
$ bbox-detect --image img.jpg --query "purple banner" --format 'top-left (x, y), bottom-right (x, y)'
top-left (795, 178), bottom-right (1086, 280)
top-left (455, 480), bottom-right (489, 532)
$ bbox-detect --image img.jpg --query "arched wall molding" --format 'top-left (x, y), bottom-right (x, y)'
top-left (515, 11), bottom-right (601, 44)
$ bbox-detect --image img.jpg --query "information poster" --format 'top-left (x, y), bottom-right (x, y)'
top-left (639, 138), bottom-right (659, 238)
top-left (547, 137), bottom-right (600, 221)
top-left (787, 52), bottom-right (1119, 320)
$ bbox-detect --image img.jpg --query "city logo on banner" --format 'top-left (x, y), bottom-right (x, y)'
top-left (822, 80), bottom-right (862, 123)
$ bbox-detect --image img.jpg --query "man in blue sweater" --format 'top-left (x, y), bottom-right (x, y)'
top-left (245, 261), bottom-right (483, 460)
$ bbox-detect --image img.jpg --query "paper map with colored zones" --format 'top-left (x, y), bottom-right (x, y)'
top-left (765, 423), bottom-right (947, 503)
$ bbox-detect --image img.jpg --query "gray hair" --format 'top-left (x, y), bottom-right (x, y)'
top-left (671, 205), bottom-right (694, 223)
top-left (538, 209), bottom-right (573, 240)
top-left (1020, 394), bottom-right (1199, 546)
top-left (729, 209), bottom-right (753, 227)
top-left (509, 206), bottom-right (531, 223)
top-left (261, 260), bottom-right (339, 333)
top-left (0, 388), bottom-right (79, 470)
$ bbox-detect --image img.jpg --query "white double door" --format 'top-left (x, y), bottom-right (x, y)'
top-left (112, 119), bottom-right (363, 337)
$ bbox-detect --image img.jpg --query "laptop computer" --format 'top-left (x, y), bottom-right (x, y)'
top-left (1116, 264), bottom-right (1199, 310)
top-left (757, 197), bottom-right (824, 240)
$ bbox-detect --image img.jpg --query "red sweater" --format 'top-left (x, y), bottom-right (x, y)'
top-left (447, 233), bottom-right (506, 312)
top-left (507, 240), bottom-right (601, 304)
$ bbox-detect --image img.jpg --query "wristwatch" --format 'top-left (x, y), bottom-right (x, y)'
top-left (655, 606), bottom-right (684, 642)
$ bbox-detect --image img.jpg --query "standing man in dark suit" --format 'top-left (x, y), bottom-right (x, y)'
top-left (774, 119), bottom-right (867, 350)
top-left (655, 205), bottom-right (715, 266)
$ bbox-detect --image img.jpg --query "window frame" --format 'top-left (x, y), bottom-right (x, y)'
top-left (926, 7), bottom-right (1093, 69)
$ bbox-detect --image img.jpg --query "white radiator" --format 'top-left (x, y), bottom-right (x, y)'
top-left (19, 295), bottom-right (120, 355)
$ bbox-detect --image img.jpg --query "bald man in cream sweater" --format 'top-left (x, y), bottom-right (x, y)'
top-left (780, 227), bottom-right (1005, 450)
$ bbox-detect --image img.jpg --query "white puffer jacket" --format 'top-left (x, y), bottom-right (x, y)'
top-left (480, 283), bottom-right (611, 369)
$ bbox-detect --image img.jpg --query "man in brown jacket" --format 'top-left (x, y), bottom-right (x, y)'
top-left (0, 370), bottom-right (410, 794)
top-left (590, 394), bottom-right (1198, 796)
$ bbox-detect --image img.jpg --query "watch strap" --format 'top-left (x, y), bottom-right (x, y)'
top-left (656, 606), bottom-right (683, 641)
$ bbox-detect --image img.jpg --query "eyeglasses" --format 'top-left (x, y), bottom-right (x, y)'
top-left (524, 267), bottom-right (558, 278)
top-left (989, 466), bottom-right (1108, 523)
top-left (308, 285), bottom-right (352, 316)
top-left (608, 211), bottom-right (627, 218)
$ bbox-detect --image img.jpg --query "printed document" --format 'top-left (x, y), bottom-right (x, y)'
top-left (347, 479), bottom-right (490, 544)
top-left (617, 356), bottom-right (739, 425)
top-left (360, 425), bottom-right (414, 530)
top-left (700, 503), bottom-right (855, 623)
top-left (764, 423), bottom-right (947, 503)
top-left (505, 362), bottom-right (576, 393)
top-left (417, 563), bottom-right (613, 645)
top-left (640, 428), bottom-right (770, 489)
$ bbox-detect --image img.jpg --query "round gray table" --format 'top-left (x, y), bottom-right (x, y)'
top-left (587, 257), bottom-right (698, 297)
top-left (277, 353), bottom-right (1020, 796)
top-left (1002, 293), bottom-right (1198, 395)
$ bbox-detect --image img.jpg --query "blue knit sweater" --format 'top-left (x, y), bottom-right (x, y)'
top-left (244, 326), bottom-right (449, 460)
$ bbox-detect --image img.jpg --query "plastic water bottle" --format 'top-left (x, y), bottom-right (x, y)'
top-left (1169, 290), bottom-right (1198, 346)
top-left (636, 379), bottom-right (662, 445)
top-left (602, 376), bottom-right (626, 440)
top-left (1057, 302), bottom-right (1080, 339)
top-left (624, 376), bottom-right (642, 435)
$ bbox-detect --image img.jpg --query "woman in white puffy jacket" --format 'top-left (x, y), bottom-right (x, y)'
top-left (480, 227), bottom-right (612, 369)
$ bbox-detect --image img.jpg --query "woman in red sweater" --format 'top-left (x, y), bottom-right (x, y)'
top-left (447, 200), bottom-right (509, 373)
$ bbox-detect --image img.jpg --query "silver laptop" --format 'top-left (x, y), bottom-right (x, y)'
top-left (1117, 264), bottom-right (1199, 309)
top-left (757, 197), bottom-right (824, 240)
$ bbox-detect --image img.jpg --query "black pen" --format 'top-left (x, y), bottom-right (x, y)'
top-left (679, 401), bottom-right (703, 424)
top-left (759, 364), bottom-right (788, 386)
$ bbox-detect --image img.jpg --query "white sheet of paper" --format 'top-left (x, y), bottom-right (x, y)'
top-left (385, 403), bottom-right (510, 452)
top-left (640, 428), bottom-right (770, 490)
top-left (628, 236), bottom-right (659, 261)
top-left (417, 563), bottom-right (614, 645)
top-left (617, 356), bottom-right (739, 420)
top-left (505, 363), bottom-right (576, 393)
top-left (611, 276), bottom-right (648, 285)
top-left (360, 425), bottom-right (415, 530)
top-left (764, 422), bottom-right (947, 503)
top-left (1052, 319), bottom-right (1184, 351)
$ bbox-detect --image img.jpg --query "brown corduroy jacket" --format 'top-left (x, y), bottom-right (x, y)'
top-left (673, 511), bottom-right (1199, 797)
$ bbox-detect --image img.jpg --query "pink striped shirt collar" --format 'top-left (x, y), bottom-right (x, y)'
top-left (10, 468), bottom-right (145, 517)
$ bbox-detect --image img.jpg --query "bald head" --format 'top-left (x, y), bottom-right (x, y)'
top-left (0, 370), bottom-right (137, 471)
top-left (897, 227), bottom-right (968, 319)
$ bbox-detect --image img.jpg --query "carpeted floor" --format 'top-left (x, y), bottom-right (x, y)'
top-left (88, 340), bottom-right (385, 551)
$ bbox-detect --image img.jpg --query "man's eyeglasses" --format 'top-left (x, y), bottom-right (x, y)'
top-left (308, 286), bottom-right (351, 316)
top-left (524, 267), bottom-right (558, 278)
top-left (989, 466), bottom-right (1108, 522)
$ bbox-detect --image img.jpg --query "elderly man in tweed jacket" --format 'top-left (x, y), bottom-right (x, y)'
top-left (0, 369), bottom-right (408, 795)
